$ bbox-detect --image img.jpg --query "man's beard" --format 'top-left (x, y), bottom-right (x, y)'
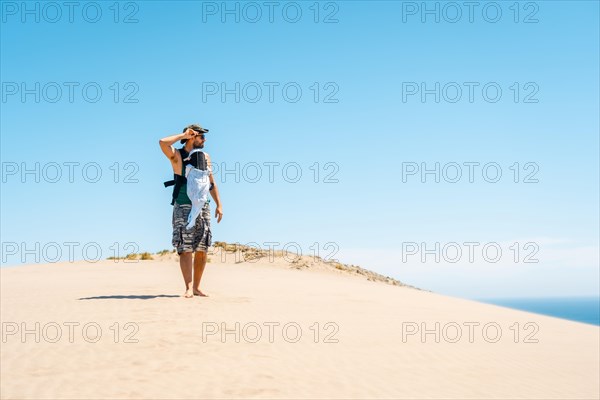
top-left (193, 142), bottom-right (204, 149)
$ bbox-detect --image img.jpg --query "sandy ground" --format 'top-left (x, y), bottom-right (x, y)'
top-left (1, 253), bottom-right (598, 399)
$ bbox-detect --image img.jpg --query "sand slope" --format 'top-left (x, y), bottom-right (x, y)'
top-left (1, 255), bottom-right (598, 399)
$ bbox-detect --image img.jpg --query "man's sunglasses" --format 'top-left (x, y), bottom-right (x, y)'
top-left (194, 133), bottom-right (206, 140)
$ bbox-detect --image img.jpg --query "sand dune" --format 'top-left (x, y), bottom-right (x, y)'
top-left (1, 249), bottom-right (598, 399)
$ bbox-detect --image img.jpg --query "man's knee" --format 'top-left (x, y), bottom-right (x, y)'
top-left (194, 250), bottom-right (207, 258)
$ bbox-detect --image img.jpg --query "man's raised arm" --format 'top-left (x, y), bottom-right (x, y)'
top-left (159, 129), bottom-right (194, 161)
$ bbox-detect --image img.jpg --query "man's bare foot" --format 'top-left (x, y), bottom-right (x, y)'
top-left (183, 289), bottom-right (194, 298)
top-left (193, 290), bottom-right (208, 297)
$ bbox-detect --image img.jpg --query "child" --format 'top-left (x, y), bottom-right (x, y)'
top-left (183, 149), bottom-right (211, 230)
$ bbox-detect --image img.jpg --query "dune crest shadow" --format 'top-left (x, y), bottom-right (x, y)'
top-left (78, 294), bottom-right (180, 300)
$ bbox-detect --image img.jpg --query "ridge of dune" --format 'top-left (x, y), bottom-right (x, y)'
top-left (142, 241), bottom-right (421, 290)
top-left (1, 245), bottom-right (598, 399)
top-left (216, 241), bottom-right (419, 289)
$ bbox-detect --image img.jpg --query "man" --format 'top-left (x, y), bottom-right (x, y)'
top-left (159, 124), bottom-right (223, 298)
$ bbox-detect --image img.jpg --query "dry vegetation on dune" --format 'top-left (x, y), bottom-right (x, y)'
top-left (106, 252), bottom-right (155, 261)
top-left (110, 242), bottom-right (418, 289)
top-left (210, 241), bottom-right (419, 289)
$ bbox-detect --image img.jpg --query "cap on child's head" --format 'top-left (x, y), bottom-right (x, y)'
top-left (185, 149), bottom-right (206, 170)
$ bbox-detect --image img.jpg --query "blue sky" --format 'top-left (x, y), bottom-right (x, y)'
top-left (1, 0), bottom-right (598, 299)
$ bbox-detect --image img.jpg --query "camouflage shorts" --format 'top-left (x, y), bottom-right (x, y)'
top-left (172, 202), bottom-right (211, 254)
